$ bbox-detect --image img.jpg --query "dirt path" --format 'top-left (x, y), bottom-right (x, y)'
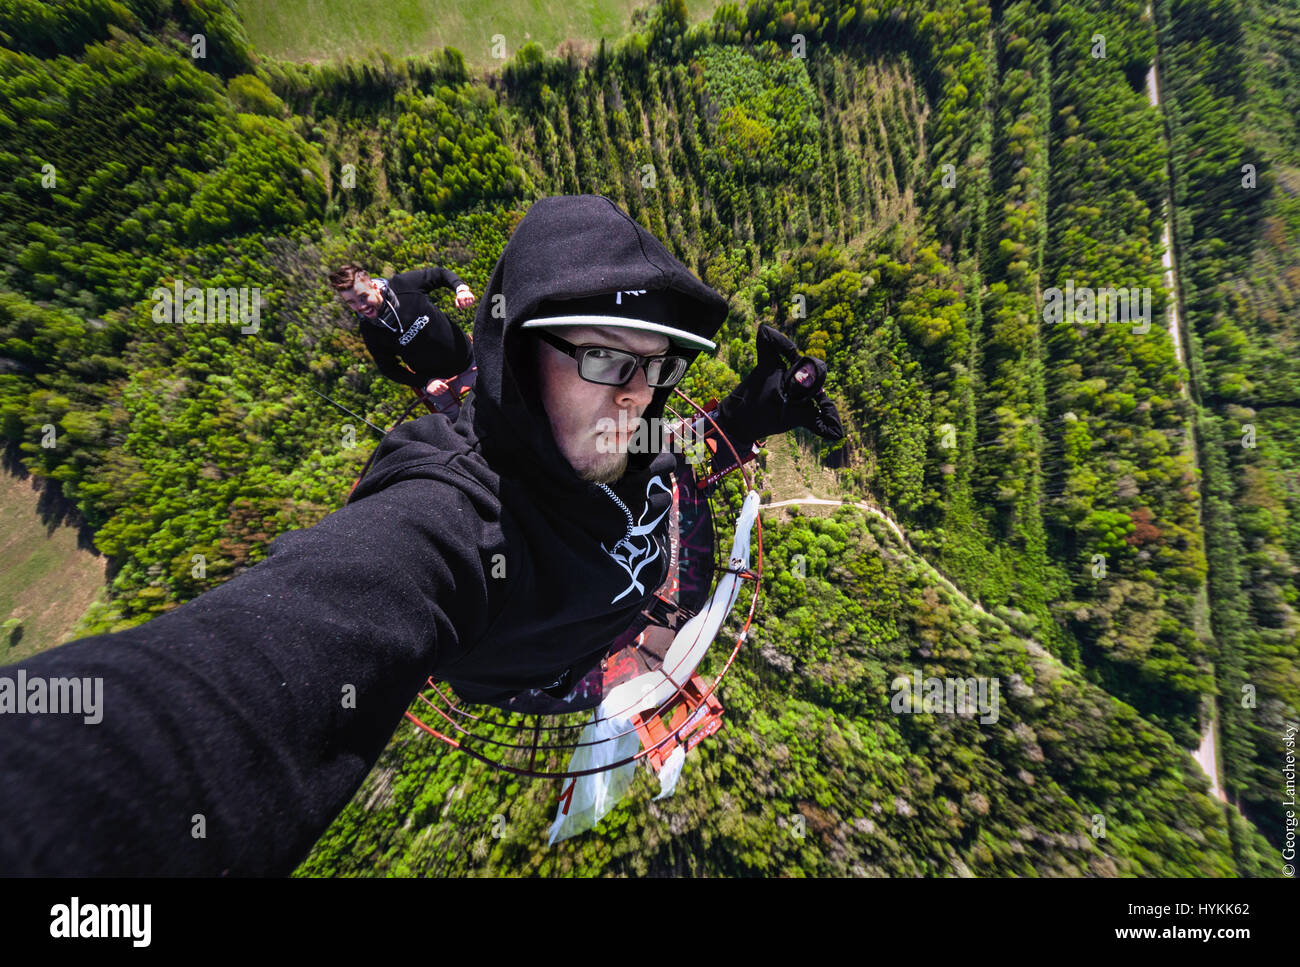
top-left (1144, 9), bottom-right (1226, 801)
top-left (1145, 48), bottom-right (1190, 399)
top-left (1193, 701), bottom-right (1227, 802)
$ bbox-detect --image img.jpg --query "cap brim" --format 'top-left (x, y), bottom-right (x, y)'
top-left (520, 315), bottom-right (717, 352)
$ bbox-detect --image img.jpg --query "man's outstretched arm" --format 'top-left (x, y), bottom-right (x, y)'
top-left (0, 478), bottom-right (491, 875)
top-left (393, 266), bottom-right (475, 308)
top-left (393, 266), bottom-right (465, 294)
top-left (676, 325), bottom-right (845, 486)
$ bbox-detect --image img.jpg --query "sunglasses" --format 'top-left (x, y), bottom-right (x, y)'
top-left (534, 329), bottom-right (690, 388)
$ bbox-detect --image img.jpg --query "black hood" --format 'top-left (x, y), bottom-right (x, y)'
top-left (466, 194), bottom-right (729, 538)
top-left (350, 193), bottom-right (729, 550)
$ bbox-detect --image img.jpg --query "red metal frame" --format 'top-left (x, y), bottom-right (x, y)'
top-left (630, 673), bottom-right (725, 773)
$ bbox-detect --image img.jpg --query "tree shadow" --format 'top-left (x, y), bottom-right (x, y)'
top-left (2, 442), bottom-right (105, 558)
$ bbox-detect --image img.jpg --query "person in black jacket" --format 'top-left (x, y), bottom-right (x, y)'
top-left (330, 263), bottom-right (477, 417)
top-left (0, 195), bottom-right (842, 875)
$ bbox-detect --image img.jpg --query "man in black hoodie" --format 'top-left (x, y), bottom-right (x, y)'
top-left (0, 195), bottom-right (842, 875)
top-left (330, 263), bottom-right (477, 416)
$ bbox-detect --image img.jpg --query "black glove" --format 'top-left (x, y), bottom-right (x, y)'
top-left (713, 325), bottom-right (844, 459)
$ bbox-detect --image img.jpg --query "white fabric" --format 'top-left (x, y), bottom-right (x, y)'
top-left (652, 745), bottom-right (687, 800)
top-left (548, 490), bottom-right (759, 844)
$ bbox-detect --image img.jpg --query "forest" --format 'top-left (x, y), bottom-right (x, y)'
top-left (0, 0), bottom-right (1295, 875)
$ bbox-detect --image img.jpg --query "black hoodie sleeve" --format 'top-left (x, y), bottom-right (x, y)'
top-left (360, 323), bottom-right (423, 387)
top-left (392, 266), bottom-right (465, 294)
top-left (0, 477), bottom-right (491, 875)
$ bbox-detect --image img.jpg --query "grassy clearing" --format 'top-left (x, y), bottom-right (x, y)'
top-left (756, 430), bottom-right (853, 525)
top-left (0, 470), bottom-right (107, 662)
top-left (235, 0), bottom-right (725, 71)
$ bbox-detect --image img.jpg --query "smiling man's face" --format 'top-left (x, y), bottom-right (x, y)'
top-left (534, 324), bottom-right (672, 484)
top-left (338, 276), bottom-right (383, 318)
